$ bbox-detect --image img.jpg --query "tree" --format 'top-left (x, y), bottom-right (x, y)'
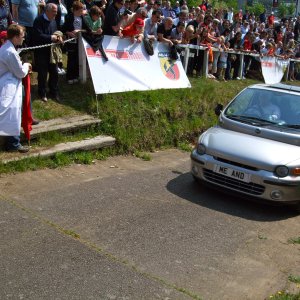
top-left (288, 3), bottom-right (296, 16)
top-left (250, 2), bottom-right (265, 16)
top-left (278, 3), bottom-right (289, 18)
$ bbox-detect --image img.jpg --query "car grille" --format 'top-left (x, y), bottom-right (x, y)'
top-left (203, 169), bottom-right (265, 196)
top-left (213, 157), bottom-right (258, 171)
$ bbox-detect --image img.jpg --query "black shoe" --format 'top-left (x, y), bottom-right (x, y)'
top-left (32, 119), bottom-right (40, 125)
top-left (7, 145), bottom-right (30, 153)
top-left (143, 38), bottom-right (154, 56)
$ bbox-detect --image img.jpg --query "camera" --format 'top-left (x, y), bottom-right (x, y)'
top-left (122, 9), bottom-right (132, 16)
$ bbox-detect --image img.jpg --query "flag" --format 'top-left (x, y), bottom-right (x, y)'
top-left (21, 74), bottom-right (32, 141)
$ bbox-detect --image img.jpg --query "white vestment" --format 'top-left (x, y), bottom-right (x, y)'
top-left (0, 41), bottom-right (30, 136)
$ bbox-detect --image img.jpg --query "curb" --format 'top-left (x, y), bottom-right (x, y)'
top-left (2, 135), bottom-right (116, 164)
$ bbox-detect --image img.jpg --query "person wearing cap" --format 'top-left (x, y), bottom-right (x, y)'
top-left (0, 30), bottom-right (7, 46)
top-left (268, 11), bottom-right (275, 27)
top-left (153, 0), bottom-right (162, 12)
top-left (121, 16), bottom-right (144, 42)
top-left (120, 7), bottom-right (147, 42)
top-left (212, 18), bottom-right (220, 37)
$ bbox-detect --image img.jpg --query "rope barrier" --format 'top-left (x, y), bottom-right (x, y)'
top-left (17, 37), bottom-right (77, 54)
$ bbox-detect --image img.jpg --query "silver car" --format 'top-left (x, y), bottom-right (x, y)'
top-left (191, 83), bottom-right (300, 211)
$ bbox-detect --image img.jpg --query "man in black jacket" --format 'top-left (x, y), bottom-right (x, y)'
top-left (32, 3), bottom-right (62, 102)
top-left (103, 0), bottom-right (124, 36)
top-left (61, 1), bottom-right (91, 84)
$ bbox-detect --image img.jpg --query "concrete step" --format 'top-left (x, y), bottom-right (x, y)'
top-left (0, 114), bottom-right (102, 150)
top-left (1, 135), bottom-right (116, 164)
top-left (27, 115), bottom-right (101, 139)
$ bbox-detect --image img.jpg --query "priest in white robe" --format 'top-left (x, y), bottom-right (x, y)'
top-left (0, 24), bottom-right (31, 152)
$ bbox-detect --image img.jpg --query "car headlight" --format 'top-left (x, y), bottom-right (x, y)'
top-left (274, 166), bottom-right (289, 178)
top-left (197, 143), bottom-right (206, 155)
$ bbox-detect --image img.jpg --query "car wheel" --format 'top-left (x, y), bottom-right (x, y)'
top-left (295, 203), bottom-right (300, 214)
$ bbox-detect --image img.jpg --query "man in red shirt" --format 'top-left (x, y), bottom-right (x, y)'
top-left (268, 12), bottom-right (275, 27)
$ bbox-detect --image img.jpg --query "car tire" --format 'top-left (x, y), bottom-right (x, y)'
top-left (295, 203), bottom-right (300, 214)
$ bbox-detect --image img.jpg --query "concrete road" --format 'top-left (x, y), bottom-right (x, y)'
top-left (0, 149), bottom-right (299, 300)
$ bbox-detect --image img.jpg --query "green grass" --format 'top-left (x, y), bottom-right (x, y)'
top-left (268, 291), bottom-right (300, 300)
top-left (288, 275), bottom-right (300, 284)
top-left (288, 237), bottom-right (300, 244)
top-left (1, 77), bottom-right (262, 173)
top-left (133, 150), bottom-right (152, 161)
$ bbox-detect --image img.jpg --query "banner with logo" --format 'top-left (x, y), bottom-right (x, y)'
top-left (83, 36), bottom-right (191, 94)
top-left (261, 56), bottom-right (289, 84)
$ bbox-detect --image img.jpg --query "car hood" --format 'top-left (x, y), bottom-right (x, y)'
top-left (202, 127), bottom-right (300, 168)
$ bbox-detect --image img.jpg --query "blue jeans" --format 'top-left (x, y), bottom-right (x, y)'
top-left (6, 135), bottom-right (21, 150)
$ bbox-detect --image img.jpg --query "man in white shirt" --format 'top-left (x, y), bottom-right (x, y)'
top-left (144, 9), bottom-right (161, 41)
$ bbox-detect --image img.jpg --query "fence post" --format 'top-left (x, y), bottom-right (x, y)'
top-left (78, 32), bottom-right (87, 83)
top-left (183, 47), bottom-right (190, 73)
top-left (239, 53), bottom-right (244, 79)
top-left (202, 48), bottom-right (208, 78)
top-left (285, 59), bottom-right (290, 82)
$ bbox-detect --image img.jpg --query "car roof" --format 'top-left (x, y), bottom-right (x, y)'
top-left (248, 83), bottom-right (300, 94)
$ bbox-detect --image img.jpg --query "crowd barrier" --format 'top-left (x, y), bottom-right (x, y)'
top-left (17, 33), bottom-right (300, 84)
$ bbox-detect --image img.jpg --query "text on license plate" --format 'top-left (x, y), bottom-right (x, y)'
top-left (213, 165), bottom-right (251, 183)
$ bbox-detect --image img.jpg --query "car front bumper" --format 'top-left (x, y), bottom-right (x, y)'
top-left (191, 149), bottom-right (300, 204)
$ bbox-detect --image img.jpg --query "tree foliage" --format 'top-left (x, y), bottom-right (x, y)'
top-left (278, 3), bottom-right (289, 18)
top-left (249, 2), bottom-right (265, 16)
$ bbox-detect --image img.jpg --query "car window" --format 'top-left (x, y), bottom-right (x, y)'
top-left (225, 88), bottom-right (300, 127)
top-left (225, 88), bottom-right (254, 116)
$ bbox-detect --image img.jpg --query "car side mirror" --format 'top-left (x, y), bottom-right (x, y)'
top-left (214, 104), bottom-right (223, 116)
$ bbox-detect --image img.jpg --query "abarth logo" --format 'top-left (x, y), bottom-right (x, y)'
top-left (158, 52), bottom-right (180, 80)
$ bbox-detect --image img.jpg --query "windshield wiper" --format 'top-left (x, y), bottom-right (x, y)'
top-left (284, 124), bottom-right (300, 129)
top-left (227, 115), bottom-right (277, 125)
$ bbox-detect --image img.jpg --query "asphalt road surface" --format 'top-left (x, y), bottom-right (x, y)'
top-left (0, 149), bottom-right (299, 300)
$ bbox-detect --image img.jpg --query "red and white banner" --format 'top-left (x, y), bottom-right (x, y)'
top-left (83, 36), bottom-right (191, 94)
top-left (261, 56), bottom-right (289, 84)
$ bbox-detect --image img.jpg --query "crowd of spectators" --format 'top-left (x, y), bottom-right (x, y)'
top-left (1, 0), bottom-right (300, 152)
top-left (1, 0), bottom-right (300, 86)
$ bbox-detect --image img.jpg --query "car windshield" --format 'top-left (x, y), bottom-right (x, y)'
top-left (224, 87), bottom-right (300, 129)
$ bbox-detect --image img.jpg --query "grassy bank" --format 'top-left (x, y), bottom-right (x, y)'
top-left (1, 77), bottom-right (259, 173)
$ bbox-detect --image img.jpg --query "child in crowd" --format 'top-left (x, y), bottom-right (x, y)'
top-left (62, 1), bottom-right (91, 84)
top-left (84, 5), bottom-right (103, 35)
top-left (217, 39), bottom-right (229, 81)
top-left (122, 18), bottom-right (144, 43)
top-left (212, 36), bottom-right (223, 75)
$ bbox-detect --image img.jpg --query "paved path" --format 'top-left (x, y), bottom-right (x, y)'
top-left (0, 149), bottom-right (299, 300)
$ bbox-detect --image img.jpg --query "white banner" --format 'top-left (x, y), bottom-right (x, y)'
top-left (83, 36), bottom-right (191, 94)
top-left (261, 56), bottom-right (289, 84)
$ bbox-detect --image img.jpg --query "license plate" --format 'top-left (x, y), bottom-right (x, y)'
top-left (213, 165), bottom-right (251, 183)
